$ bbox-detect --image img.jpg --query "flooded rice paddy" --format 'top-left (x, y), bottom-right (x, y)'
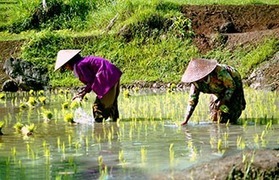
top-left (0, 88), bottom-right (278, 179)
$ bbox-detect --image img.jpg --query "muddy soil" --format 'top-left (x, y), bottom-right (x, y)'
top-left (181, 5), bottom-right (279, 51)
top-left (151, 149), bottom-right (279, 180)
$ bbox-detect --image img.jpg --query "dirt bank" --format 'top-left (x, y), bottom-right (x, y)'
top-left (151, 149), bottom-right (279, 180)
top-left (181, 4), bottom-right (279, 52)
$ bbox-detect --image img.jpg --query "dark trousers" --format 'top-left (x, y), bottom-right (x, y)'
top-left (209, 82), bottom-right (246, 124)
top-left (93, 82), bottom-right (120, 123)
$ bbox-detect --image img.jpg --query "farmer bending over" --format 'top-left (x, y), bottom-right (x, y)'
top-left (181, 58), bottom-right (246, 125)
top-left (55, 49), bottom-right (122, 123)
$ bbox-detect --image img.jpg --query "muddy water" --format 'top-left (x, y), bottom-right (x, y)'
top-left (0, 90), bottom-right (278, 179)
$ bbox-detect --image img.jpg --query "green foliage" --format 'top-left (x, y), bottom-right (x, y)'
top-left (4, 0), bottom-right (95, 33)
top-left (0, 0), bottom-right (39, 31)
top-left (1, 0), bottom-right (278, 88)
top-left (20, 30), bottom-right (71, 64)
top-left (64, 113), bottom-right (74, 123)
top-left (0, 93), bottom-right (5, 99)
top-left (238, 38), bottom-right (279, 76)
top-left (204, 38), bottom-right (279, 78)
top-left (0, 121), bottom-right (4, 128)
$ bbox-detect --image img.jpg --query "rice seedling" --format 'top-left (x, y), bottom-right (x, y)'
top-left (141, 146), bottom-right (147, 164)
top-left (62, 102), bottom-right (70, 110)
top-left (210, 137), bottom-right (216, 149)
top-left (42, 109), bottom-right (53, 123)
top-left (58, 89), bottom-right (65, 94)
top-left (187, 141), bottom-right (198, 161)
top-left (26, 143), bottom-right (37, 160)
top-left (68, 134), bottom-right (72, 147)
top-left (0, 121), bottom-right (4, 135)
top-left (29, 90), bottom-right (35, 96)
top-left (219, 105), bottom-right (229, 114)
top-left (260, 130), bottom-right (268, 148)
top-left (123, 89), bottom-right (130, 98)
top-left (169, 143), bottom-right (175, 166)
top-left (217, 139), bottom-right (223, 153)
top-left (99, 165), bottom-right (108, 180)
top-left (253, 134), bottom-right (260, 148)
top-left (236, 136), bottom-right (246, 150)
top-left (38, 96), bottom-right (47, 104)
top-left (38, 90), bottom-right (44, 96)
top-left (11, 147), bottom-right (17, 157)
top-left (107, 130), bottom-right (112, 145)
top-left (85, 136), bottom-right (89, 151)
top-left (19, 102), bottom-right (28, 109)
top-left (27, 96), bottom-right (37, 107)
top-left (74, 142), bottom-right (81, 152)
top-left (0, 92), bottom-right (5, 99)
top-left (64, 113), bottom-right (76, 124)
top-left (98, 155), bottom-right (107, 176)
top-left (26, 144), bottom-right (31, 154)
top-left (21, 123), bottom-right (36, 136)
top-left (118, 150), bottom-right (126, 164)
top-left (13, 122), bottom-right (24, 133)
top-left (133, 87), bottom-right (140, 93)
top-left (57, 137), bottom-right (61, 150)
top-left (223, 132), bottom-right (229, 148)
top-left (70, 100), bottom-right (82, 109)
top-left (61, 142), bottom-right (66, 154)
top-left (44, 147), bottom-right (50, 157)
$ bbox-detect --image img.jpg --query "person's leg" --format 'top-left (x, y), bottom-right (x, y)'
top-left (96, 81), bottom-right (120, 122)
top-left (226, 67), bottom-right (246, 123)
top-left (93, 98), bottom-right (105, 123)
top-left (110, 82), bottom-right (120, 121)
top-left (225, 88), bottom-right (244, 124)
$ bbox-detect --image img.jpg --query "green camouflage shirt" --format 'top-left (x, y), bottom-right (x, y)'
top-left (186, 64), bottom-right (241, 115)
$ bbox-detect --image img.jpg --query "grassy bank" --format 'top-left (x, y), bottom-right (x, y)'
top-left (0, 0), bottom-right (278, 88)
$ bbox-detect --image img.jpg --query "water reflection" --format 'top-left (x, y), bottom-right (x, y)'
top-left (0, 90), bottom-right (278, 179)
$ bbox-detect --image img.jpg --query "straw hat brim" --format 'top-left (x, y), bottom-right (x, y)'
top-left (181, 59), bottom-right (218, 83)
top-left (54, 49), bottom-right (81, 71)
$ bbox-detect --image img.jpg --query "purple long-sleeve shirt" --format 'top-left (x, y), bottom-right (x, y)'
top-left (73, 56), bottom-right (122, 99)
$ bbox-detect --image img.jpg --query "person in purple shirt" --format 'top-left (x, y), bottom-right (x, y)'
top-left (55, 49), bottom-right (122, 123)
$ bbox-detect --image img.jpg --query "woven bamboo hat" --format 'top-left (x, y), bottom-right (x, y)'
top-left (54, 49), bottom-right (81, 71)
top-left (181, 58), bottom-right (218, 83)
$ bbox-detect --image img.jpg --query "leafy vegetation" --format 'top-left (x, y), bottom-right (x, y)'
top-left (0, 0), bottom-right (278, 87)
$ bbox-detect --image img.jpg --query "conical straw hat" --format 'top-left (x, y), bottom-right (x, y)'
top-left (181, 59), bottom-right (217, 83)
top-left (54, 49), bottom-right (81, 71)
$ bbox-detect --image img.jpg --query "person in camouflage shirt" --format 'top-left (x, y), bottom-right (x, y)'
top-left (181, 59), bottom-right (246, 125)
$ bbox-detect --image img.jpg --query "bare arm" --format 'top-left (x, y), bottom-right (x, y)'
top-left (181, 83), bottom-right (200, 125)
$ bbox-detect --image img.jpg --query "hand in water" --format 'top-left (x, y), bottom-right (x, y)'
top-left (181, 119), bottom-right (189, 126)
top-left (181, 121), bottom-right (187, 126)
top-left (72, 90), bottom-right (86, 101)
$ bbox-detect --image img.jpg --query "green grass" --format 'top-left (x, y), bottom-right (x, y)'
top-left (204, 38), bottom-right (279, 77)
top-left (0, 0), bottom-right (278, 87)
